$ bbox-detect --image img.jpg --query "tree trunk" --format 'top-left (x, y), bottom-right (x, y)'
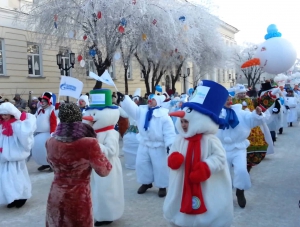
top-left (124, 67), bottom-right (129, 95)
top-left (93, 67), bottom-right (104, 89)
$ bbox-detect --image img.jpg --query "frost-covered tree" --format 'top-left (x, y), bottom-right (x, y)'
top-left (19, 0), bottom-right (146, 89)
top-left (233, 43), bottom-right (263, 88)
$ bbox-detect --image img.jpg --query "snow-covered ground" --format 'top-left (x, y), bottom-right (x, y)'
top-left (1, 124), bottom-right (300, 227)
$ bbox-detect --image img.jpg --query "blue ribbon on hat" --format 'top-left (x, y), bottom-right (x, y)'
top-left (221, 107), bottom-right (239, 129)
top-left (144, 106), bottom-right (160, 131)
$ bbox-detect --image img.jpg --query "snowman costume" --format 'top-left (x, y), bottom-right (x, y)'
top-left (217, 98), bottom-right (266, 208)
top-left (120, 93), bottom-right (176, 195)
top-left (32, 92), bottom-right (57, 168)
top-left (285, 91), bottom-right (298, 125)
top-left (82, 89), bottom-right (124, 225)
top-left (122, 89), bottom-right (141, 170)
top-left (0, 103), bottom-right (36, 206)
top-left (164, 81), bottom-right (233, 227)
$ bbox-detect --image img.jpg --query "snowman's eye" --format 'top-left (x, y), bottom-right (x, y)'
top-left (186, 108), bottom-right (193, 113)
top-left (93, 113), bottom-right (96, 116)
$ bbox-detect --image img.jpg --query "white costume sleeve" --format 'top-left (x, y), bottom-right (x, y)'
top-left (243, 110), bottom-right (266, 129)
top-left (120, 96), bottom-right (140, 121)
top-left (118, 106), bottom-right (129, 118)
top-left (99, 132), bottom-right (120, 158)
top-left (162, 115), bottom-right (176, 148)
top-left (204, 135), bottom-right (227, 174)
top-left (14, 113), bottom-right (37, 152)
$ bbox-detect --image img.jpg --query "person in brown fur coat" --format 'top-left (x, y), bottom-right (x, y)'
top-left (45, 103), bottom-right (112, 227)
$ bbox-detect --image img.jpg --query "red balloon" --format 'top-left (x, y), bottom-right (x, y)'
top-left (118, 26), bottom-right (125, 33)
top-left (77, 55), bottom-right (83, 62)
top-left (97, 11), bottom-right (102, 19)
top-left (83, 35), bottom-right (87, 40)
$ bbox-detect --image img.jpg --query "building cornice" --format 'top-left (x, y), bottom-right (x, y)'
top-left (220, 21), bottom-right (239, 34)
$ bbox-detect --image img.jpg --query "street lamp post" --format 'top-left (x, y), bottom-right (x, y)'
top-left (180, 68), bottom-right (190, 94)
top-left (56, 52), bottom-right (75, 103)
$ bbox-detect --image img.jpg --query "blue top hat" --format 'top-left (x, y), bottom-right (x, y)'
top-left (181, 80), bottom-right (228, 125)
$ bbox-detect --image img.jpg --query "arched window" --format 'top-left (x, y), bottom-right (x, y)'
top-left (165, 75), bottom-right (171, 91)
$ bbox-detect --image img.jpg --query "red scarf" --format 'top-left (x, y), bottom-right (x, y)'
top-left (95, 125), bottom-right (115, 133)
top-left (0, 118), bottom-right (17, 136)
top-left (180, 134), bottom-right (207, 215)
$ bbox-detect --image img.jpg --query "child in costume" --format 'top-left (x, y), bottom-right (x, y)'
top-left (0, 102), bottom-right (36, 208)
top-left (163, 80), bottom-right (233, 227)
top-left (32, 92), bottom-right (57, 171)
top-left (217, 94), bottom-right (266, 208)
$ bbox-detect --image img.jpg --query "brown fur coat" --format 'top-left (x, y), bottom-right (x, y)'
top-left (45, 137), bottom-right (112, 227)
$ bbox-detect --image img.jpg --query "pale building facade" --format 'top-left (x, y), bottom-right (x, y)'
top-left (0, 0), bottom-right (238, 102)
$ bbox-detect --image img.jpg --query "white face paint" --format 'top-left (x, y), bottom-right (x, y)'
top-left (41, 99), bottom-right (49, 108)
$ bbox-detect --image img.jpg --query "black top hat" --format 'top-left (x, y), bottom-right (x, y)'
top-left (260, 81), bottom-right (274, 92)
top-left (42, 92), bottom-right (52, 103)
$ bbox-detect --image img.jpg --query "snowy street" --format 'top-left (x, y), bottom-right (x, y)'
top-left (1, 124), bottom-right (300, 227)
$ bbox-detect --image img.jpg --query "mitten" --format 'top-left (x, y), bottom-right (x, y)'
top-left (20, 112), bottom-right (27, 121)
top-left (189, 162), bottom-right (211, 183)
top-left (117, 92), bottom-right (125, 103)
top-left (168, 152), bottom-right (184, 170)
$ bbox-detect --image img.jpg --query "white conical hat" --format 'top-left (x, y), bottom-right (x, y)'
top-left (133, 88), bottom-right (141, 98)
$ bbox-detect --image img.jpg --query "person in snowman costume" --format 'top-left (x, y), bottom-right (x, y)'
top-left (78, 94), bottom-right (90, 114)
top-left (0, 102), bottom-right (36, 208)
top-left (32, 92), bottom-right (57, 171)
top-left (117, 91), bottom-right (176, 197)
top-left (257, 81), bottom-right (282, 143)
top-left (82, 89), bottom-right (124, 226)
top-left (122, 88), bottom-right (142, 170)
top-left (217, 92), bottom-right (266, 208)
top-left (163, 80), bottom-right (233, 227)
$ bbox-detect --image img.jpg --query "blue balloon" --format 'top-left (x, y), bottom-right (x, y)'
top-left (155, 85), bottom-right (162, 92)
top-left (267, 24), bottom-right (278, 33)
top-left (89, 49), bottom-right (96, 57)
top-left (179, 16), bottom-right (186, 22)
top-left (120, 18), bottom-right (127, 27)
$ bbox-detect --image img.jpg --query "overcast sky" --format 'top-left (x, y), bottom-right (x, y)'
top-left (212, 0), bottom-right (300, 55)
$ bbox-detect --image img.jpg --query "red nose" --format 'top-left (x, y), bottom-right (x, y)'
top-left (148, 100), bottom-right (152, 104)
top-left (229, 101), bottom-right (233, 105)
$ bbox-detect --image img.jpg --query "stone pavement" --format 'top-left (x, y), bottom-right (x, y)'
top-left (1, 124), bottom-right (300, 227)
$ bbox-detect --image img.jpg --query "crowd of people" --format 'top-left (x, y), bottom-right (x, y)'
top-left (0, 77), bottom-right (299, 227)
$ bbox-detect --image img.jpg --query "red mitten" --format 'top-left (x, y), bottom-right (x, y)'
top-left (168, 152), bottom-right (184, 170)
top-left (55, 103), bottom-right (60, 110)
top-left (20, 112), bottom-right (27, 121)
top-left (189, 162), bottom-right (211, 183)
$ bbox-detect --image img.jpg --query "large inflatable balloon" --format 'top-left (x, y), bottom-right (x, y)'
top-left (241, 24), bottom-right (297, 75)
top-left (254, 37), bottom-right (297, 74)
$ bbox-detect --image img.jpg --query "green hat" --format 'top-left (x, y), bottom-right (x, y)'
top-left (87, 89), bottom-right (118, 110)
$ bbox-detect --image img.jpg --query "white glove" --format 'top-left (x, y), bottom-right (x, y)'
top-left (242, 101), bottom-right (247, 107)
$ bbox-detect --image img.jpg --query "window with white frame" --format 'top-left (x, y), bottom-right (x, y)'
top-left (140, 66), bottom-right (145, 79)
top-left (126, 64), bottom-right (131, 79)
top-left (59, 47), bottom-right (71, 76)
top-left (27, 43), bottom-right (41, 77)
top-left (85, 53), bottom-right (97, 77)
top-left (0, 40), bottom-right (4, 75)
top-left (108, 61), bottom-right (115, 79)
